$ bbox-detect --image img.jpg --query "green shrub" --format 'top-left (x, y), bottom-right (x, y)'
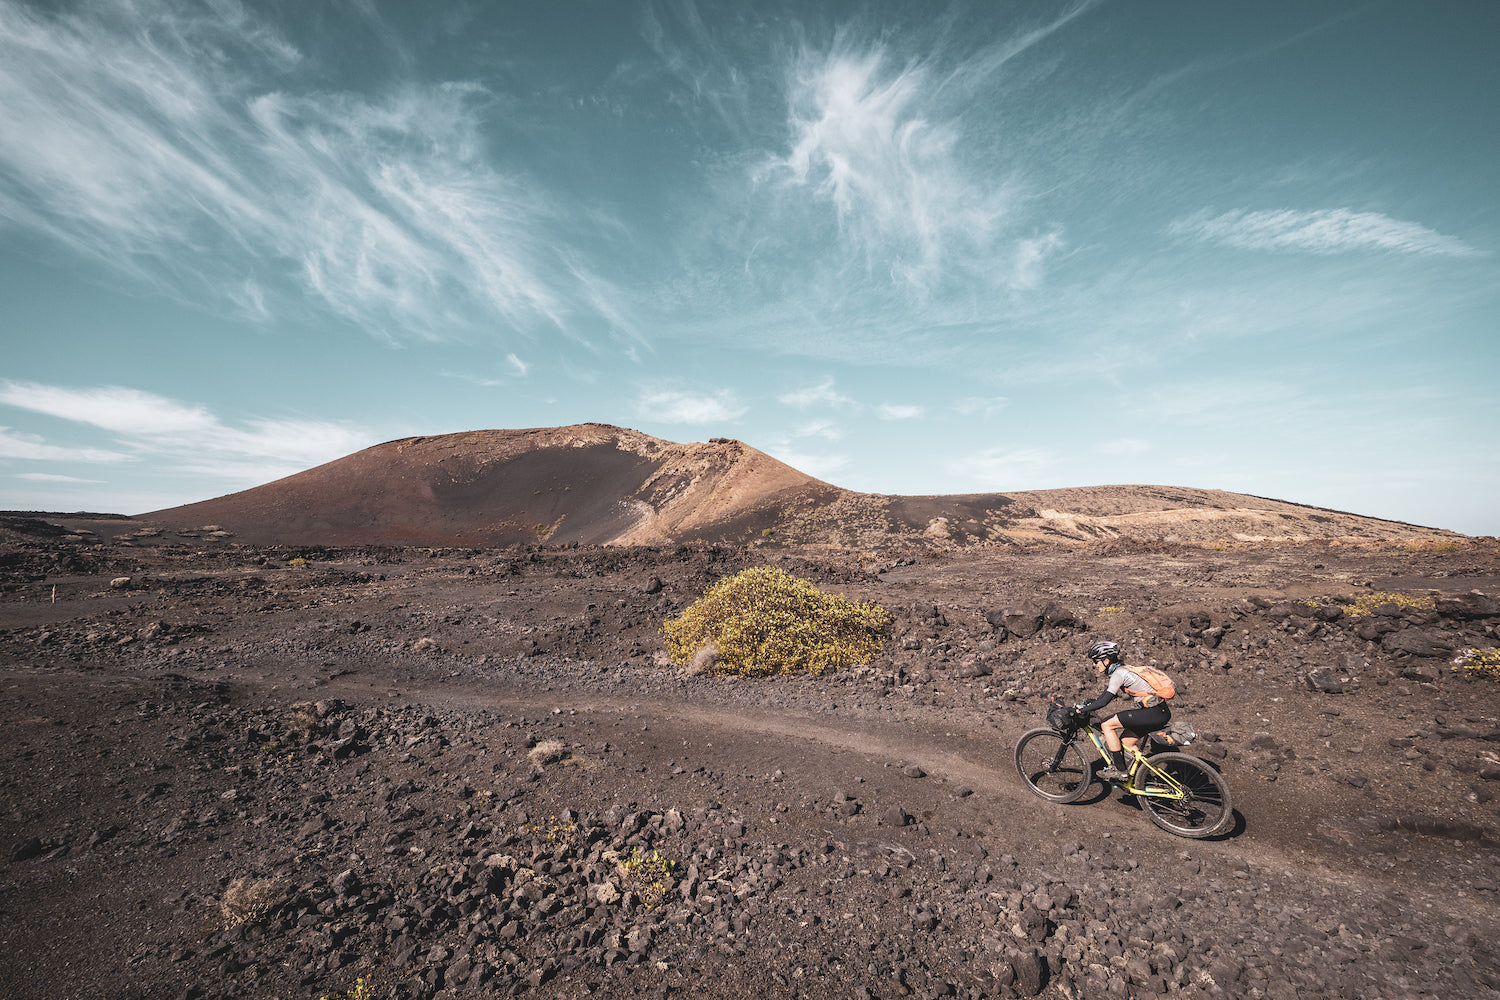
top-left (607, 847), bottom-right (678, 909)
top-left (662, 566), bottom-right (890, 677)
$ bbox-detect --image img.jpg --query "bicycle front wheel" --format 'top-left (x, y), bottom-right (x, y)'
top-left (1136, 752), bottom-right (1233, 838)
top-left (1015, 727), bottom-right (1092, 803)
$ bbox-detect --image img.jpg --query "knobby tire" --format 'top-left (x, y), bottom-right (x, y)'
top-left (1014, 727), bottom-right (1092, 804)
top-left (1135, 751), bottom-right (1233, 838)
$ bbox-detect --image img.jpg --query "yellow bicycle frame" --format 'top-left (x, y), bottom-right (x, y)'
top-left (1079, 725), bottom-right (1186, 801)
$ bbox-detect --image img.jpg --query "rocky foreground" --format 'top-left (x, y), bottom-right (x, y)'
top-left (2, 523), bottom-right (1499, 999)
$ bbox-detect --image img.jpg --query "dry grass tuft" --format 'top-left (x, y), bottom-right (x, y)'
top-left (528, 738), bottom-right (566, 768)
top-left (220, 876), bottom-right (289, 928)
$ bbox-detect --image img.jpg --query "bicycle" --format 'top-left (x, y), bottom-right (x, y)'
top-left (1014, 697), bottom-right (1233, 838)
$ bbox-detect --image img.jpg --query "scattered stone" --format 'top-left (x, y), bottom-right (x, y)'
top-left (1306, 667), bottom-right (1344, 694)
top-left (883, 806), bottom-right (913, 827)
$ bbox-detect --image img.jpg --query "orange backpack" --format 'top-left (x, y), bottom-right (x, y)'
top-left (1125, 664), bottom-right (1175, 702)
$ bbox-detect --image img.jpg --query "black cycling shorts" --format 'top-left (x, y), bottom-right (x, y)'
top-left (1113, 702), bottom-right (1170, 735)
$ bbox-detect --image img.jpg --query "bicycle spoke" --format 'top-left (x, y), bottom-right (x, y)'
top-left (1015, 728), bottom-right (1092, 804)
top-left (1137, 753), bottom-right (1233, 838)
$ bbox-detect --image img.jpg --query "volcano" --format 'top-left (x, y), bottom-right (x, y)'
top-left (141, 424), bottom-right (1463, 547)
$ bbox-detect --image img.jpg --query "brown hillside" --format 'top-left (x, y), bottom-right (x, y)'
top-left (142, 424), bottom-right (845, 547)
top-left (140, 425), bottom-right (1465, 547)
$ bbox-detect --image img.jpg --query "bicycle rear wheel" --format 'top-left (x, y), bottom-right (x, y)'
top-left (1136, 752), bottom-right (1233, 838)
top-left (1015, 727), bottom-right (1092, 803)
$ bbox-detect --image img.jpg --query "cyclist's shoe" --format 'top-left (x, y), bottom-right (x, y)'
top-left (1098, 766), bottom-right (1127, 783)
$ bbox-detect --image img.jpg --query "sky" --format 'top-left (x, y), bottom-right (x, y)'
top-left (1, 0), bottom-right (1497, 536)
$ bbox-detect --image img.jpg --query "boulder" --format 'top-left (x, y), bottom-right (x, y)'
top-left (1007, 948), bottom-right (1047, 997)
top-left (1381, 631), bottom-right (1454, 658)
top-left (882, 806), bottom-right (912, 827)
top-left (954, 658), bottom-right (992, 678)
top-left (1356, 619), bottom-right (1398, 641)
top-left (1436, 594), bottom-right (1500, 620)
top-left (1041, 603), bottom-right (1082, 629)
top-left (986, 622), bottom-right (1009, 642)
top-left (627, 925), bottom-right (653, 954)
top-left (985, 606), bottom-right (1034, 637)
top-left (1306, 668), bottom-right (1344, 694)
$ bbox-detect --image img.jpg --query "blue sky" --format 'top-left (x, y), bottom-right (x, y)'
top-left (1, 0), bottom-right (1496, 535)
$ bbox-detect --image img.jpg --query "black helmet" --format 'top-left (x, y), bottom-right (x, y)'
top-left (1086, 639), bottom-right (1121, 663)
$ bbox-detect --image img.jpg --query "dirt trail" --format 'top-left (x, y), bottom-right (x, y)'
top-left (359, 674), bottom-right (1496, 925)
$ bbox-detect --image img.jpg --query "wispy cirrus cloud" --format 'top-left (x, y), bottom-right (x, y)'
top-left (0, 382), bottom-right (215, 434)
top-left (749, 5), bottom-right (1095, 300)
top-left (768, 42), bottom-right (1013, 291)
top-left (762, 441), bottom-right (850, 483)
top-left (0, 0), bottom-right (611, 342)
top-left (777, 378), bottom-right (857, 410)
top-left (16, 472), bottom-right (105, 483)
top-left (792, 419), bottom-right (844, 441)
top-left (949, 446), bottom-right (1060, 488)
top-left (953, 396), bottom-right (1009, 418)
top-left (1098, 438), bottom-right (1150, 456)
top-left (876, 404), bottom-right (924, 420)
top-left (0, 381), bottom-right (372, 483)
top-left (1168, 208), bottom-right (1480, 258)
top-left (635, 388), bottom-right (746, 425)
top-left (0, 427), bottom-right (128, 463)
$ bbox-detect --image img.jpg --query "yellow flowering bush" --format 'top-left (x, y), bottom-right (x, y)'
top-left (662, 566), bottom-right (891, 677)
top-left (1452, 648), bottom-right (1500, 679)
top-left (1343, 591), bottom-right (1434, 618)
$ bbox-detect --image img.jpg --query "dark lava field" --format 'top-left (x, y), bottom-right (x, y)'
top-left (2, 515), bottom-right (1499, 1000)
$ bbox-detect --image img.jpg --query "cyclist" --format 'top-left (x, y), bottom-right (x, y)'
top-left (1072, 639), bottom-right (1173, 783)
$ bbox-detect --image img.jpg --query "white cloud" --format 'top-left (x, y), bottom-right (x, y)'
top-left (769, 43), bottom-right (1012, 289)
top-left (0, 427), bottom-right (128, 463)
top-left (949, 446), bottom-right (1059, 488)
top-left (764, 445), bottom-right (850, 483)
top-left (758, 4), bottom-right (1095, 296)
top-left (876, 403), bottom-right (924, 420)
top-left (1168, 209), bottom-right (1479, 258)
top-left (792, 419), bottom-right (844, 441)
top-left (16, 472), bottom-right (104, 483)
top-left (1012, 231), bottom-right (1065, 290)
top-left (0, 382), bottom-right (373, 486)
top-left (0, 381), bottom-right (214, 434)
top-left (506, 353), bottom-right (530, 377)
top-left (953, 396), bottom-right (1009, 418)
top-left (1098, 438), bottom-right (1150, 456)
top-left (0, 0), bottom-right (615, 342)
top-left (635, 389), bottom-right (746, 425)
top-left (777, 377), bottom-right (856, 409)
